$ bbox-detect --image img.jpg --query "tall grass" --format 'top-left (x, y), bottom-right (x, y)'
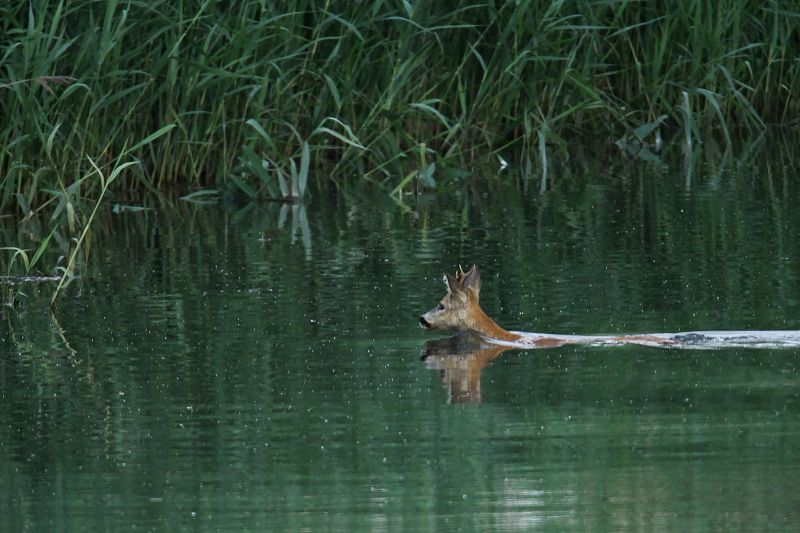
top-left (1, 0), bottom-right (798, 219)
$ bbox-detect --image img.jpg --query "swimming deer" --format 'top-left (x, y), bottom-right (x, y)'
top-left (419, 265), bottom-right (800, 349)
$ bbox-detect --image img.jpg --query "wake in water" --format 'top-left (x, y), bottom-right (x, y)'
top-left (420, 265), bottom-right (800, 350)
top-left (497, 330), bottom-right (800, 350)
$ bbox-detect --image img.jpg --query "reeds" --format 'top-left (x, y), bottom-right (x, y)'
top-left (1, 0), bottom-right (797, 216)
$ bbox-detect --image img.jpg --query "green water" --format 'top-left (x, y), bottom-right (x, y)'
top-left (2, 144), bottom-right (800, 531)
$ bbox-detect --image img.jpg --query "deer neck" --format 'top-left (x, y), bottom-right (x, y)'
top-left (466, 304), bottom-right (521, 342)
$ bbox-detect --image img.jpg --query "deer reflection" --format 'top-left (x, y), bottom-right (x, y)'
top-left (420, 335), bottom-right (512, 404)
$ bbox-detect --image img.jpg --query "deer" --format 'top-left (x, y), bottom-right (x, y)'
top-left (419, 265), bottom-right (800, 349)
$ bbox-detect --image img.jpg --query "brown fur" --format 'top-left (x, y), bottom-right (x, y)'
top-left (419, 265), bottom-right (678, 348)
top-left (419, 265), bottom-right (521, 341)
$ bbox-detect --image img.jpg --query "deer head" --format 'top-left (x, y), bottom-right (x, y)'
top-left (419, 265), bottom-right (481, 332)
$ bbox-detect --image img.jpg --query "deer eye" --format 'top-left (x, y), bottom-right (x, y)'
top-left (437, 303), bottom-right (445, 311)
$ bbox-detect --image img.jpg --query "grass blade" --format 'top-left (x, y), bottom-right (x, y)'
top-left (298, 141), bottom-right (310, 198)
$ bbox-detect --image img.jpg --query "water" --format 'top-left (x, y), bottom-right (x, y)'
top-left (2, 143), bottom-right (800, 530)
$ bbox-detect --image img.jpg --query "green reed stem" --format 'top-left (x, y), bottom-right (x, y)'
top-left (50, 157), bottom-right (138, 308)
top-left (0, 0), bottom-right (796, 210)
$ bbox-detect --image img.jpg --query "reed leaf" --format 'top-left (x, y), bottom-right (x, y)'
top-left (0, 0), bottom-right (796, 220)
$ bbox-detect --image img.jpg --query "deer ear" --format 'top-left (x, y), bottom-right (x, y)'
top-left (462, 265), bottom-right (481, 298)
top-left (443, 271), bottom-right (466, 299)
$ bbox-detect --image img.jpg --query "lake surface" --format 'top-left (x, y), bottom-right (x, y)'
top-left (2, 140), bottom-right (800, 530)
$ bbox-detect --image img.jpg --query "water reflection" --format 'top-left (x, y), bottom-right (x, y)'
top-left (277, 203), bottom-right (312, 260)
top-left (421, 335), bottom-right (511, 404)
top-left (2, 136), bottom-right (800, 530)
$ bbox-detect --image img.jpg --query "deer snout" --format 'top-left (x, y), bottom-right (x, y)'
top-left (419, 316), bottom-right (431, 329)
